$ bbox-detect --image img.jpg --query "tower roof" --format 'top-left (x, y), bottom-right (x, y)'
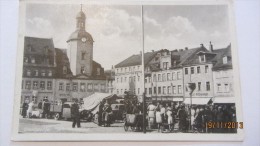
top-left (76, 11), bottom-right (86, 19)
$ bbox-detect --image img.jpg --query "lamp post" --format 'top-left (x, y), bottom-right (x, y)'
top-left (186, 83), bottom-right (196, 131)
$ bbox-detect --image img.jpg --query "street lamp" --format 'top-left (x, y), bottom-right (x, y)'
top-left (186, 83), bottom-right (196, 131)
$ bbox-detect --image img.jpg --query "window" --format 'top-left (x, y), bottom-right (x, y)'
top-left (217, 84), bottom-right (221, 92)
top-left (87, 83), bottom-right (93, 91)
top-left (47, 81), bottom-right (52, 90)
top-left (32, 81), bottom-right (38, 89)
top-left (133, 76), bottom-right (136, 82)
top-left (121, 77), bottom-right (123, 83)
top-left (138, 76), bottom-right (140, 82)
top-left (41, 71), bottom-right (46, 76)
top-left (191, 67), bottom-right (194, 74)
top-left (145, 88), bottom-right (147, 94)
top-left (163, 86), bottom-right (166, 94)
top-left (178, 85), bottom-right (182, 94)
top-left (66, 83), bottom-right (70, 91)
top-left (153, 74), bottom-right (157, 82)
top-left (121, 89), bottom-right (123, 94)
top-left (125, 77), bottom-right (127, 82)
top-left (34, 70), bottom-right (38, 76)
top-left (81, 52), bottom-right (86, 60)
top-left (27, 70), bottom-right (31, 76)
top-left (198, 82), bottom-right (201, 91)
top-left (117, 89), bottom-right (119, 94)
top-left (31, 57), bottom-right (35, 63)
top-left (172, 86), bottom-right (176, 94)
top-left (138, 88), bottom-right (140, 94)
top-left (148, 77), bottom-right (151, 83)
top-left (24, 57), bottom-right (28, 63)
top-left (59, 82), bottom-right (64, 91)
top-left (153, 87), bottom-right (157, 94)
top-left (94, 84), bottom-right (99, 91)
top-left (63, 66), bottom-right (67, 74)
top-left (185, 68), bottom-right (188, 74)
top-left (172, 72), bottom-right (176, 80)
top-left (80, 83), bottom-right (86, 92)
top-left (162, 73), bottom-right (166, 81)
top-left (25, 81), bottom-right (31, 89)
top-left (48, 70), bottom-right (52, 77)
top-left (125, 68), bottom-right (127, 72)
top-left (145, 78), bottom-right (147, 83)
top-left (149, 88), bottom-right (152, 95)
top-left (167, 73), bottom-right (171, 81)
top-left (206, 82), bottom-right (210, 91)
top-left (101, 84), bottom-right (105, 92)
top-left (129, 77), bottom-right (131, 82)
top-left (167, 86), bottom-right (171, 94)
top-left (223, 56), bottom-right (228, 64)
top-left (73, 83), bottom-right (78, 91)
top-left (224, 84), bottom-right (229, 92)
top-left (158, 74), bottom-right (161, 81)
top-left (205, 65), bottom-right (209, 73)
top-left (200, 55), bottom-right (205, 62)
top-left (97, 68), bottom-right (101, 75)
top-left (197, 66), bottom-right (201, 74)
top-left (32, 96), bottom-right (37, 102)
top-left (81, 66), bottom-right (85, 74)
top-left (117, 78), bottom-right (119, 83)
top-left (158, 87), bottom-right (161, 94)
top-left (163, 62), bottom-right (168, 69)
top-left (177, 72), bottom-right (181, 79)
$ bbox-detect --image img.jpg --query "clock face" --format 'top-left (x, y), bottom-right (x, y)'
top-left (81, 37), bottom-right (87, 42)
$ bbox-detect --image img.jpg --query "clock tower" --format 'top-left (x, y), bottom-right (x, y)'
top-left (67, 5), bottom-right (93, 76)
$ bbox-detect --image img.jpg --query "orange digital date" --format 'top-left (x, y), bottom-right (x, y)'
top-left (206, 122), bottom-right (243, 129)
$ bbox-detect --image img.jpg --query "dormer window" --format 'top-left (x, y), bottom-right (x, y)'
top-left (63, 66), bottom-right (67, 74)
top-left (223, 56), bottom-right (228, 64)
top-left (81, 66), bottom-right (85, 74)
top-left (44, 47), bottom-right (49, 54)
top-left (27, 45), bottom-right (32, 52)
top-left (48, 70), bottom-right (52, 76)
top-left (199, 55), bottom-right (205, 62)
top-left (26, 70), bottom-right (31, 76)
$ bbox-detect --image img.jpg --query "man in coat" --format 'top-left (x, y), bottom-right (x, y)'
top-left (71, 98), bottom-right (81, 128)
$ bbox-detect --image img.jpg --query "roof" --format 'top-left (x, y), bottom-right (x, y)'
top-left (104, 70), bottom-right (115, 80)
top-left (76, 11), bottom-right (86, 19)
top-left (171, 46), bottom-right (207, 67)
top-left (67, 30), bottom-right (93, 42)
top-left (55, 48), bottom-right (73, 78)
top-left (115, 51), bottom-right (158, 68)
top-left (24, 36), bottom-right (55, 55)
top-left (212, 44), bottom-right (232, 70)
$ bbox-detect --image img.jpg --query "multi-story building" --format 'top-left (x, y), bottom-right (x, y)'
top-left (114, 43), bottom-right (235, 105)
top-left (21, 8), bottom-right (108, 104)
top-left (212, 44), bottom-right (235, 103)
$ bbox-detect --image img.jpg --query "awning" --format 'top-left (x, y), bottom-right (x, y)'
top-left (213, 97), bottom-right (235, 103)
top-left (172, 98), bottom-right (183, 101)
top-left (183, 98), bottom-right (211, 105)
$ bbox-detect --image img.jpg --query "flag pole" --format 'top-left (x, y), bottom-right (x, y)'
top-left (141, 5), bottom-right (146, 134)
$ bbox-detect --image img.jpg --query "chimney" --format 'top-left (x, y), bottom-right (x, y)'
top-left (200, 43), bottom-right (204, 48)
top-left (152, 50), bottom-right (154, 52)
top-left (209, 41), bottom-right (213, 52)
top-left (185, 47), bottom-right (188, 50)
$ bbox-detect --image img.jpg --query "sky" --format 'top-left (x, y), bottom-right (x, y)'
top-left (25, 4), bottom-right (231, 70)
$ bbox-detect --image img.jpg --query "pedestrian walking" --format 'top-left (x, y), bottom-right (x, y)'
top-left (178, 104), bottom-right (188, 132)
top-left (102, 102), bottom-right (112, 127)
top-left (71, 98), bottom-right (81, 128)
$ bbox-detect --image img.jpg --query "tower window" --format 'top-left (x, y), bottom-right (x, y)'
top-left (81, 52), bottom-right (86, 60)
top-left (81, 66), bottom-right (85, 74)
top-left (97, 68), bottom-right (100, 75)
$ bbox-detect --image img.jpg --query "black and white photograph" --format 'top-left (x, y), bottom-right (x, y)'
top-left (11, 0), bottom-right (245, 141)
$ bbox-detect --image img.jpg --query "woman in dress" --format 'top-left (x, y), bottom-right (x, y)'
top-left (166, 107), bottom-right (173, 131)
top-left (147, 102), bottom-right (156, 129)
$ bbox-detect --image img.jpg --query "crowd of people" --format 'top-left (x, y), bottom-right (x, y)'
top-left (125, 101), bottom-right (237, 133)
top-left (21, 98), bottom-right (51, 118)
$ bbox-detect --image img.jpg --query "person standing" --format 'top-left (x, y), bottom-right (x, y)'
top-left (22, 100), bottom-right (29, 118)
top-left (178, 105), bottom-right (188, 132)
top-left (27, 101), bottom-right (35, 118)
top-left (147, 102), bottom-right (156, 129)
top-left (71, 98), bottom-right (81, 128)
top-left (102, 102), bottom-right (112, 127)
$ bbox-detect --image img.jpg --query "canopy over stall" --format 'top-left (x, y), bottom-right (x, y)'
top-left (82, 93), bottom-right (117, 114)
